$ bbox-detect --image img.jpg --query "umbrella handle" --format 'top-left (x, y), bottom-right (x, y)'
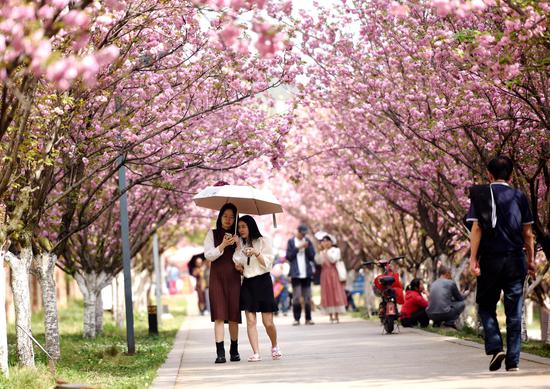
top-left (273, 214), bottom-right (277, 228)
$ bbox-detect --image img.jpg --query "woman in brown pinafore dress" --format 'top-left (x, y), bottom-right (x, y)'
top-left (203, 203), bottom-right (242, 364)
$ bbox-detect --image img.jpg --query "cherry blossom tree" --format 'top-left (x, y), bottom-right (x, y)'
top-left (1, 0), bottom-right (295, 369)
top-left (280, 0), bottom-right (548, 332)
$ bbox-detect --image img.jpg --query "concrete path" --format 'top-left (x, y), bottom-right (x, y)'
top-left (166, 313), bottom-right (550, 389)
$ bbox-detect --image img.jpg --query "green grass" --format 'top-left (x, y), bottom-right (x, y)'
top-left (421, 324), bottom-right (550, 359)
top-left (349, 306), bottom-right (374, 319)
top-left (1, 295), bottom-right (186, 389)
top-left (351, 305), bottom-right (550, 360)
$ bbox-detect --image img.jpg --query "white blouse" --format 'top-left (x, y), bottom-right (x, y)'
top-left (315, 247), bottom-right (341, 265)
top-left (203, 230), bottom-right (224, 261)
top-left (233, 236), bottom-right (274, 278)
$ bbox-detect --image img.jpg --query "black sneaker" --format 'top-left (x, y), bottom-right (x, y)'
top-left (506, 365), bottom-right (519, 372)
top-left (489, 351), bottom-right (505, 371)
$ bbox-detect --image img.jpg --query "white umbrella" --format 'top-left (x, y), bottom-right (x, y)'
top-left (193, 184), bottom-right (283, 227)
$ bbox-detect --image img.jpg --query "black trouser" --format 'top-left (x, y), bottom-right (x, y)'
top-left (291, 278), bottom-right (312, 322)
top-left (401, 308), bottom-right (429, 328)
top-left (477, 252), bottom-right (527, 368)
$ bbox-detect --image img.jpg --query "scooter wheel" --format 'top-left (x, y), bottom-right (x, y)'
top-left (384, 318), bottom-right (395, 334)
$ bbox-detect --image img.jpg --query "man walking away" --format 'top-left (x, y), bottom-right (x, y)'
top-left (286, 224), bottom-right (316, 325)
top-left (426, 265), bottom-right (467, 329)
top-left (467, 156), bottom-right (536, 372)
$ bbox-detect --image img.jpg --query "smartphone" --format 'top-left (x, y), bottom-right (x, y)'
top-left (224, 233), bottom-right (232, 238)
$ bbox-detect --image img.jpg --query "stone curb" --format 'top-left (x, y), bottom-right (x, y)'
top-left (150, 317), bottom-right (191, 389)
top-left (408, 326), bottom-right (550, 366)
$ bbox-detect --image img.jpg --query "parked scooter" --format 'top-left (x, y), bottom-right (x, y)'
top-left (361, 256), bottom-right (404, 334)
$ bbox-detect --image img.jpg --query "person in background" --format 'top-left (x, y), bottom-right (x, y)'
top-left (166, 262), bottom-right (180, 295)
top-left (315, 235), bottom-right (347, 323)
top-left (345, 269), bottom-right (358, 312)
top-left (400, 278), bottom-right (429, 328)
top-left (204, 260), bottom-right (211, 315)
top-left (233, 215), bottom-right (282, 362)
top-left (271, 256), bottom-right (290, 316)
top-left (203, 203), bottom-right (241, 364)
top-left (286, 224), bottom-right (316, 326)
top-left (191, 256), bottom-right (207, 315)
top-left (426, 265), bottom-right (467, 329)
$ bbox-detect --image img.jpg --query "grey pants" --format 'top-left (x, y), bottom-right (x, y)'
top-left (428, 300), bottom-right (465, 325)
top-left (291, 278), bottom-right (312, 321)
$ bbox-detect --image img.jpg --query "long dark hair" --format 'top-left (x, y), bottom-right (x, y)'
top-left (407, 278), bottom-right (423, 292)
top-left (238, 215), bottom-right (263, 244)
top-left (216, 203), bottom-right (237, 232)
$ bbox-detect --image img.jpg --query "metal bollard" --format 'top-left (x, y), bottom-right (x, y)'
top-left (148, 305), bottom-right (159, 335)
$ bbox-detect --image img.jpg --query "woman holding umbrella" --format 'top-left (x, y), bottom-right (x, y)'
top-left (203, 203), bottom-right (242, 364)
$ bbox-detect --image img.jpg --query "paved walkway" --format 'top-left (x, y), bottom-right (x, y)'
top-left (156, 312), bottom-right (550, 389)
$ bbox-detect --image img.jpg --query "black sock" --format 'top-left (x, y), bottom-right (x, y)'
top-left (216, 341), bottom-right (225, 357)
top-left (230, 340), bottom-right (238, 355)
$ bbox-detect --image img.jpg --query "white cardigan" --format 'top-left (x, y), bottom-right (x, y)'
top-left (233, 236), bottom-right (274, 278)
top-left (315, 247), bottom-right (341, 265)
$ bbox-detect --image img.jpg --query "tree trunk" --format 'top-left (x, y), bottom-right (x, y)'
top-left (434, 254), bottom-right (448, 282)
top-left (74, 271), bottom-right (111, 338)
top-left (113, 273), bottom-right (125, 328)
top-left (0, 247), bottom-right (9, 377)
top-left (541, 307), bottom-right (550, 344)
top-left (32, 252), bottom-right (61, 361)
top-left (133, 269), bottom-right (152, 313)
top-left (7, 247), bottom-right (34, 367)
top-left (460, 288), bottom-right (478, 329)
top-left (95, 291), bottom-right (103, 336)
top-left (521, 302), bottom-right (529, 342)
top-left (363, 270), bottom-right (376, 317)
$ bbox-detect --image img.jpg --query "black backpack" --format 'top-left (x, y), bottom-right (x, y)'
top-left (464, 184), bottom-right (496, 238)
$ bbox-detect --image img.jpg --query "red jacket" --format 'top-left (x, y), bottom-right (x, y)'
top-left (400, 290), bottom-right (428, 319)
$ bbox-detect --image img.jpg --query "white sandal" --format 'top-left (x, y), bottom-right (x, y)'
top-left (247, 353), bottom-right (262, 362)
top-left (271, 346), bottom-right (282, 360)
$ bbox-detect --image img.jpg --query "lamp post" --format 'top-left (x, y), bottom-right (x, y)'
top-left (116, 97), bottom-right (135, 355)
top-left (152, 230), bottom-right (162, 326)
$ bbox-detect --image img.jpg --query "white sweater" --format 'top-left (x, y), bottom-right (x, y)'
top-left (233, 237), bottom-right (274, 278)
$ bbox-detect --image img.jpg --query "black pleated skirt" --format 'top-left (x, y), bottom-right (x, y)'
top-left (240, 272), bottom-right (278, 313)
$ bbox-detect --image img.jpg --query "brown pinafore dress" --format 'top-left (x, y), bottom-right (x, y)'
top-left (208, 229), bottom-right (242, 323)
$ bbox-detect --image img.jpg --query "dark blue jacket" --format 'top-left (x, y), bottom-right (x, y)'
top-left (286, 237), bottom-right (316, 279)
